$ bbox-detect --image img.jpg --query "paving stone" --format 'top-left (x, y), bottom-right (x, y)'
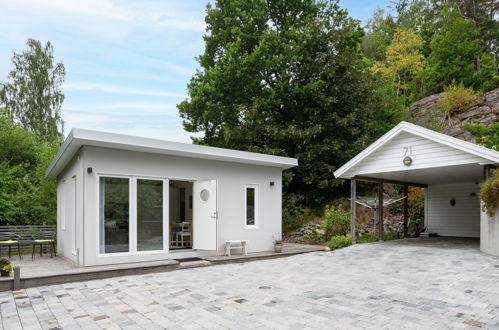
top-left (1, 238), bottom-right (498, 329)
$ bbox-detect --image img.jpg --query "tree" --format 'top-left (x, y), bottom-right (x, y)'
top-left (0, 39), bottom-right (65, 142)
top-left (178, 0), bottom-right (398, 205)
top-left (0, 114), bottom-right (58, 225)
top-left (424, 5), bottom-right (497, 93)
top-left (372, 29), bottom-right (424, 103)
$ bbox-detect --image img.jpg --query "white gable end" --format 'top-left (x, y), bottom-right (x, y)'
top-left (342, 131), bottom-right (489, 177)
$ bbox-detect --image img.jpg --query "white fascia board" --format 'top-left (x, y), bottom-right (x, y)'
top-left (334, 121), bottom-right (499, 179)
top-left (45, 128), bottom-right (298, 180)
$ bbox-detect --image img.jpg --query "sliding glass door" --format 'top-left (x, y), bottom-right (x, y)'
top-left (99, 176), bottom-right (165, 255)
top-left (137, 179), bottom-right (164, 251)
top-left (99, 177), bottom-right (130, 254)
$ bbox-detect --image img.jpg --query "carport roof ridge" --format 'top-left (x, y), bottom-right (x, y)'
top-left (45, 128), bottom-right (298, 179)
top-left (334, 121), bottom-right (499, 179)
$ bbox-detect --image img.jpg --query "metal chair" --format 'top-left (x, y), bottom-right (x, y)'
top-left (0, 232), bottom-right (22, 260)
top-left (32, 231), bottom-right (56, 259)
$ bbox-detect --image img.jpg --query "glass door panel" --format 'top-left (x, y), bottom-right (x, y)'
top-left (99, 177), bottom-right (130, 254)
top-left (137, 179), bottom-right (164, 251)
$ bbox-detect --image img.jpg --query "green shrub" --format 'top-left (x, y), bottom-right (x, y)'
top-left (321, 205), bottom-right (350, 240)
top-left (0, 116), bottom-right (58, 225)
top-left (326, 235), bottom-right (351, 250)
top-left (437, 83), bottom-right (479, 117)
top-left (480, 169), bottom-right (499, 216)
top-left (384, 230), bottom-right (400, 241)
top-left (283, 205), bottom-right (317, 233)
top-left (357, 233), bottom-right (379, 243)
top-left (465, 123), bottom-right (499, 151)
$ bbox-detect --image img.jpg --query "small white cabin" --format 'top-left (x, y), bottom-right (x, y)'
top-left (45, 129), bottom-right (297, 266)
top-left (334, 121), bottom-right (499, 257)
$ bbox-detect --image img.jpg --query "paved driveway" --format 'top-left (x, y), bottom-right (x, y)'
top-left (1, 238), bottom-right (498, 330)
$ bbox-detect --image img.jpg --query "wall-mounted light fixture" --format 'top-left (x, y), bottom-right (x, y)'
top-left (403, 156), bottom-right (412, 166)
top-left (270, 181), bottom-right (275, 187)
top-left (450, 197), bottom-right (456, 206)
top-left (87, 167), bottom-right (93, 174)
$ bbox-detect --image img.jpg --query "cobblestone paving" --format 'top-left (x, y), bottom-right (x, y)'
top-left (1, 238), bottom-right (499, 329)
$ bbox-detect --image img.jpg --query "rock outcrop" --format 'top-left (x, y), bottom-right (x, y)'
top-left (409, 87), bottom-right (499, 142)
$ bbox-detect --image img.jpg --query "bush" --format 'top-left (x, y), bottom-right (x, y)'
top-left (326, 235), bottom-right (351, 250)
top-left (0, 116), bottom-right (58, 225)
top-left (384, 230), bottom-right (400, 241)
top-left (465, 123), bottom-right (499, 151)
top-left (320, 205), bottom-right (350, 240)
top-left (283, 207), bottom-right (317, 233)
top-left (357, 233), bottom-right (378, 243)
top-left (480, 169), bottom-right (499, 216)
top-left (437, 83), bottom-right (479, 117)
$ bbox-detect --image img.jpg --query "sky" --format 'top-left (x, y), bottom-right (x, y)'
top-left (0, 0), bottom-right (391, 143)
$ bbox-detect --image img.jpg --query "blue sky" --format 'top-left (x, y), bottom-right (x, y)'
top-left (0, 0), bottom-right (391, 142)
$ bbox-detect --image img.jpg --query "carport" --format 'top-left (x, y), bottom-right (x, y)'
top-left (334, 122), bottom-right (499, 256)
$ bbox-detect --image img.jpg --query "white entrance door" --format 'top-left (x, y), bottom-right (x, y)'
top-left (193, 180), bottom-right (217, 250)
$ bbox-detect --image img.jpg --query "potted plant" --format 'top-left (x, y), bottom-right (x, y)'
top-left (0, 258), bottom-right (13, 277)
top-left (273, 233), bottom-right (283, 253)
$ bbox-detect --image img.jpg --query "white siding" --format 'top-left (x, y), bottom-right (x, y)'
top-left (480, 206), bottom-right (499, 257)
top-left (81, 146), bottom-right (282, 266)
top-left (344, 132), bottom-right (487, 177)
top-left (57, 150), bottom-right (84, 263)
top-left (427, 182), bottom-right (480, 237)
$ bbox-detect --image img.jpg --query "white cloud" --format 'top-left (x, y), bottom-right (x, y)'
top-left (2, 0), bottom-right (206, 33)
top-left (64, 102), bottom-right (178, 113)
top-left (63, 82), bottom-right (186, 97)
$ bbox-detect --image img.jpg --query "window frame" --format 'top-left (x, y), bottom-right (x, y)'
top-left (97, 174), bottom-right (169, 258)
top-left (244, 184), bottom-right (259, 229)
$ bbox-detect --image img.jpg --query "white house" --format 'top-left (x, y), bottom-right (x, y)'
top-left (45, 129), bottom-right (297, 266)
top-left (334, 121), bottom-right (499, 257)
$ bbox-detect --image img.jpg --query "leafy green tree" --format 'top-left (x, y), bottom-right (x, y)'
top-left (372, 29), bottom-right (424, 103)
top-left (0, 114), bottom-right (58, 225)
top-left (178, 0), bottom-right (399, 205)
top-left (424, 5), bottom-right (497, 94)
top-left (0, 39), bottom-right (65, 142)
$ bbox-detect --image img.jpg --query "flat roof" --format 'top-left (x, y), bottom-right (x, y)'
top-left (45, 128), bottom-right (298, 179)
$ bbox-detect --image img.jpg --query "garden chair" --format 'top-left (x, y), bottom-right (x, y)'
top-left (175, 222), bottom-right (192, 248)
top-left (32, 231), bottom-right (56, 259)
top-left (0, 232), bottom-right (22, 260)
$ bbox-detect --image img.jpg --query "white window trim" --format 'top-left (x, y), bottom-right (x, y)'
top-left (60, 180), bottom-right (66, 231)
top-left (244, 184), bottom-right (259, 229)
top-left (71, 176), bottom-right (77, 255)
top-left (135, 177), bottom-right (168, 255)
top-left (97, 174), bottom-right (169, 257)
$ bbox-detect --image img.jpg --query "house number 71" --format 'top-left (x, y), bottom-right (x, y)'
top-left (404, 146), bottom-right (413, 156)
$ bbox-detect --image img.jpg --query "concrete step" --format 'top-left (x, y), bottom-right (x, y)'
top-left (178, 260), bottom-right (211, 269)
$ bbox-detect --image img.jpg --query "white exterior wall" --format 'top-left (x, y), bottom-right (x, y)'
top-left (427, 182), bottom-right (480, 237)
top-left (480, 206), bottom-right (499, 257)
top-left (56, 149), bottom-right (85, 264)
top-left (344, 132), bottom-right (486, 177)
top-left (80, 146), bottom-right (282, 266)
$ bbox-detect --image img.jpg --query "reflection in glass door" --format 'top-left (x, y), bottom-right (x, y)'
top-left (137, 179), bottom-right (164, 251)
top-left (99, 177), bottom-right (130, 253)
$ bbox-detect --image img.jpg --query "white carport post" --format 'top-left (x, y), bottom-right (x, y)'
top-left (350, 179), bottom-right (356, 244)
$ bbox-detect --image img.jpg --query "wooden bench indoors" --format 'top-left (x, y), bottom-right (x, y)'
top-left (224, 240), bottom-right (248, 256)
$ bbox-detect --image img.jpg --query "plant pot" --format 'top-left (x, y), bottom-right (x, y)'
top-left (274, 244), bottom-right (282, 253)
top-left (0, 270), bottom-right (10, 277)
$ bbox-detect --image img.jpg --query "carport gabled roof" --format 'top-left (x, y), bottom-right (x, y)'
top-left (334, 121), bottom-right (499, 179)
